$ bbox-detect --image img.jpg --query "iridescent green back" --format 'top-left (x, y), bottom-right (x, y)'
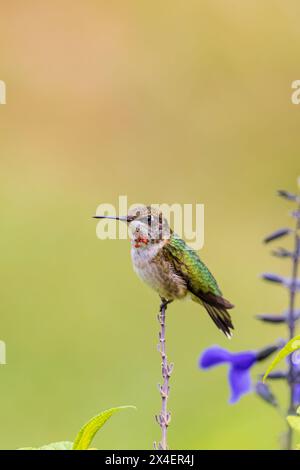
top-left (163, 235), bottom-right (222, 296)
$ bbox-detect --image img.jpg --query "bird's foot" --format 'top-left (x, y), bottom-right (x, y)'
top-left (159, 298), bottom-right (173, 312)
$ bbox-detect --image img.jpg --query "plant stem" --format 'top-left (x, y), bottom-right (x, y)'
top-left (155, 298), bottom-right (173, 450)
top-left (286, 202), bottom-right (300, 450)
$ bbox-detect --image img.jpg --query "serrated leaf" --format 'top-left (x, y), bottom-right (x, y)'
top-left (263, 336), bottom-right (300, 382)
top-left (72, 406), bottom-right (136, 450)
top-left (39, 441), bottom-right (73, 450)
top-left (18, 441), bottom-right (73, 450)
top-left (18, 447), bottom-right (38, 450)
top-left (287, 416), bottom-right (300, 433)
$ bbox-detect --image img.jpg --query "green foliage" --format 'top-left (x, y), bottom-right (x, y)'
top-left (19, 442), bottom-right (73, 450)
top-left (263, 336), bottom-right (300, 382)
top-left (263, 336), bottom-right (300, 449)
top-left (72, 406), bottom-right (136, 450)
top-left (19, 406), bottom-right (135, 450)
top-left (287, 407), bottom-right (300, 449)
top-left (287, 414), bottom-right (300, 433)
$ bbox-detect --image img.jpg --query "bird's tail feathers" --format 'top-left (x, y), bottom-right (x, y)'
top-left (203, 301), bottom-right (234, 338)
top-left (190, 290), bottom-right (234, 338)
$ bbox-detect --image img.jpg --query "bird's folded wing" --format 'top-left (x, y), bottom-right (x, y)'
top-left (162, 237), bottom-right (232, 308)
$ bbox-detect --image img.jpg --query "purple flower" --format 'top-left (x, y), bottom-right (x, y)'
top-left (289, 354), bottom-right (300, 407)
top-left (200, 346), bottom-right (257, 403)
top-left (293, 383), bottom-right (300, 406)
top-left (199, 344), bottom-right (279, 404)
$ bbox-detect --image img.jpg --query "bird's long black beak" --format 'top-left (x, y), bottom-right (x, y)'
top-left (93, 215), bottom-right (129, 222)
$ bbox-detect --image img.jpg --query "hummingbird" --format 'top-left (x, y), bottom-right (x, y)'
top-left (94, 205), bottom-right (234, 337)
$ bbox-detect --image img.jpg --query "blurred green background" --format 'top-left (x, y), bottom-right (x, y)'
top-left (0, 0), bottom-right (299, 450)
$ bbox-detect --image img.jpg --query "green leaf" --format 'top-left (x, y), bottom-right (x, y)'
top-left (19, 441), bottom-right (73, 450)
top-left (287, 416), bottom-right (300, 433)
top-left (72, 406), bottom-right (136, 450)
top-left (18, 447), bottom-right (37, 450)
top-left (39, 441), bottom-right (73, 450)
top-left (263, 335), bottom-right (300, 382)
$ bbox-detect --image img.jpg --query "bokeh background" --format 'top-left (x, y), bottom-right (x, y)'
top-left (0, 0), bottom-right (299, 450)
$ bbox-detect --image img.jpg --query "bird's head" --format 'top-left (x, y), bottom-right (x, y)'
top-left (94, 205), bottom-right (171, 247)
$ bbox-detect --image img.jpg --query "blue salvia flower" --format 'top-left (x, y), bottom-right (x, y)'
top-left (199, 185), bottom-right (300, 450)
top-left (199, 344), bottom-right (279, 403)
top-left (293, 383), bottom-right (300, 407)
top-left (291, 356), bottom-right (300, 407)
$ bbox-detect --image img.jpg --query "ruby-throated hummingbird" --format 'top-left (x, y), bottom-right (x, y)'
top-left (94, 205), bottom-right (234, 337)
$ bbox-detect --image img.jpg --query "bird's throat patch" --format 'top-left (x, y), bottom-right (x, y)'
top-left (134, 236), bottom-right (149, 248)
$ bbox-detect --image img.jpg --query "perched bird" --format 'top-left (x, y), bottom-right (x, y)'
top-left (94, 206), bottom-right (234, 337)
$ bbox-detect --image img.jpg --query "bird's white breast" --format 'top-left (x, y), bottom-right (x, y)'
top-left (131, 241), bottom-right (187, 300)
top-left (131, 241), bottom-right (164, 279)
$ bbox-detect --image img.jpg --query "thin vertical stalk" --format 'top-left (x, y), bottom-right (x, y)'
top-left (286, 202), bottom-right (300, 450)
top-left (155, 299), bottom-right (173, 450)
